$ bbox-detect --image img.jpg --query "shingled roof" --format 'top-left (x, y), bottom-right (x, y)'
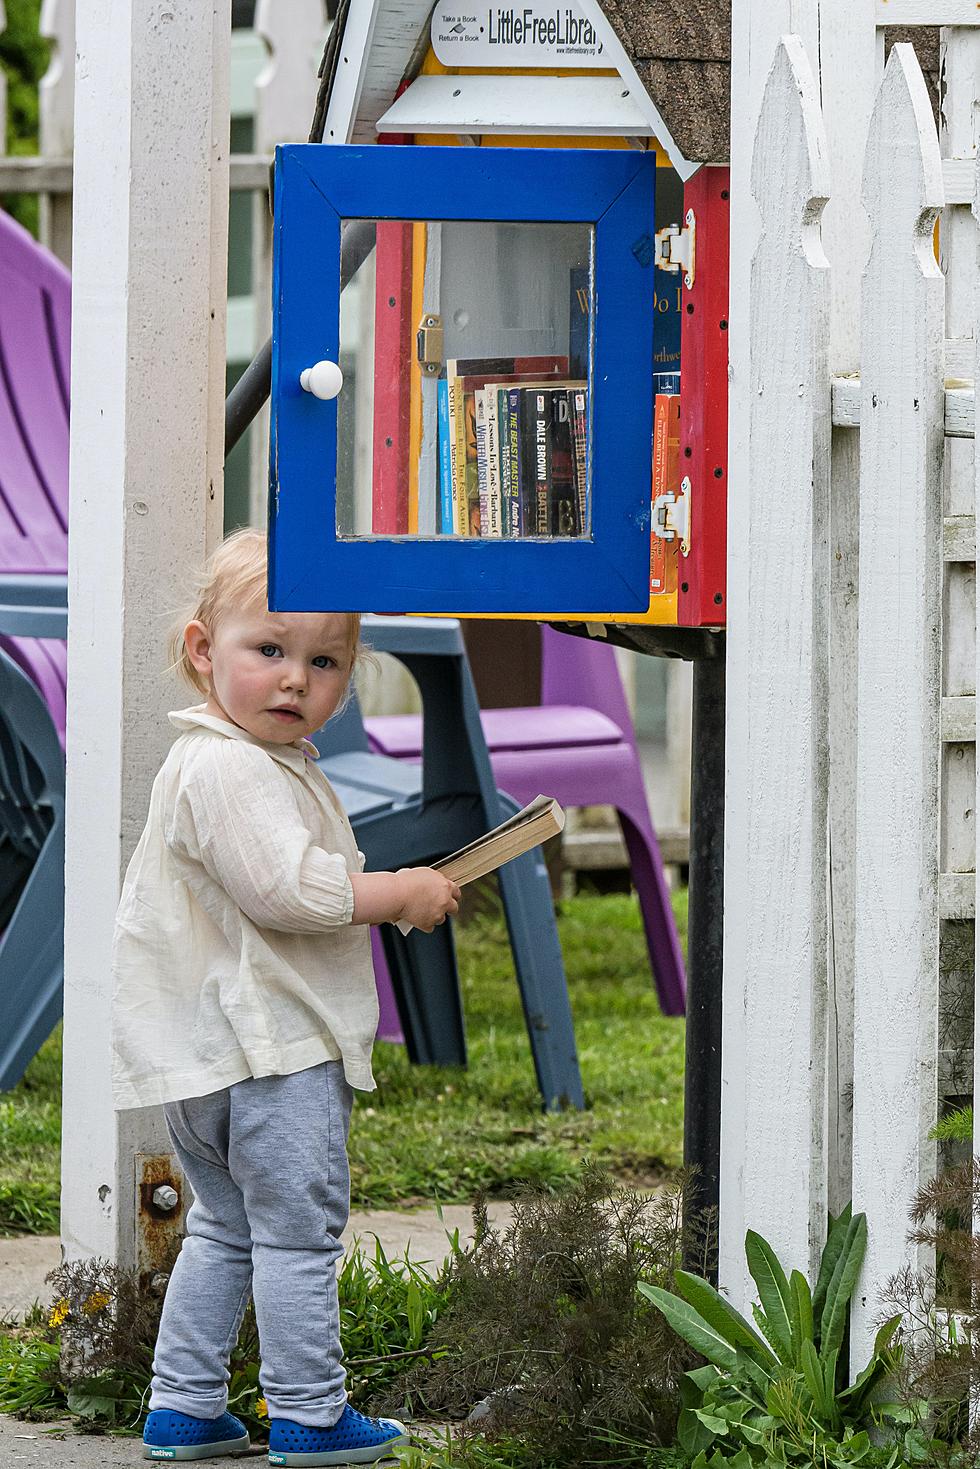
top-left (598, 0), bottom-right (730, 164)
top-left (597, 2), bottom-right (940, 166)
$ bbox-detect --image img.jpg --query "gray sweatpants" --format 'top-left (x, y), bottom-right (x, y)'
top-left (148, 1060), bottom-right (354, 1427)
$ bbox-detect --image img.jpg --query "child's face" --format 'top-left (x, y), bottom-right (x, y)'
top-left (184, 606), bottom-right (354, 745)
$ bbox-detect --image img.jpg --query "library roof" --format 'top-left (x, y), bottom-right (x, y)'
top-left (598, 0), bottom-right (730, 163)
top-left (596, 4), bottom-right (940, 166)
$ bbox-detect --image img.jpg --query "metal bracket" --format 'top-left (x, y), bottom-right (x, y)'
top-left (652, 475), bottom-right (691, 556)
top-left (416, 313), bottom-right (443, 376)
top-left (654, 209), bottom-right (696, 290)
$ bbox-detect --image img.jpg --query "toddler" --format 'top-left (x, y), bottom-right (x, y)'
top-left (111, 529), bottom-right (460, 1464)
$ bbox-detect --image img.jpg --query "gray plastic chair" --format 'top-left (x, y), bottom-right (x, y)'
top-left (0, 644), bottom-right (65, 1089)
top-left (0, 575), bottom-right (67, 1089)
top-left (315, 616), bottom-right (584, 1112)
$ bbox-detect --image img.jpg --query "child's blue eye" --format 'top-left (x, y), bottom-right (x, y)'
top-left (259, 644), bottom-right (281, 658)
top-left (312, 655), bottom-right (336, 669)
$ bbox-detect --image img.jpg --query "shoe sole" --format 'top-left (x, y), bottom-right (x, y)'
top-left (267, 1431), bottom-right (409, 1466)
top-left (143, 1435), bottom-right (251, 1461)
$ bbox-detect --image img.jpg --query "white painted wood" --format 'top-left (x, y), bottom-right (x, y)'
top-left (249, 1), bottom-right (329, 528)
top-left (850, 42), bottom-right (944, 1363)
top-left (943, 694), bottom-right (977, 739)
top-left (255, 0), bottom-right (326, 147)
top-left (62, 0), bottom-right (230, 1270)
top-left (946, 514), bottom-right (977, 559)
top-left (38, 0), bottom-right (75, 264)
top-left (943, 870), bottom-right (975, 916)
top-left (947, 337), bottom-right (976, 379)
top-left (944, 156), bottom-right (976, 203)
top-left (720, 34), bottom-right (831, 1311)
top-left (973, 130), bottom-right (980, 1193)
top-left (877, 0), bottom-right (980, 21)
top-left (375, 74), bottom-right (654, 135)
top-left (819, 2), bottom-right (880, 1215)
top-left (832, 375), bottom-right (976, 435)
top-left (946, 563), bottom-right (977, 695)
top-left (939, 35), bottom-right (980, 1194)
top-left (323, 0), bottom-right (386, 144)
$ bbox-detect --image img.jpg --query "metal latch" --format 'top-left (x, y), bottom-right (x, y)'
top-left (652, 475), bottom-right (691, 556)
top-left (416, 313), bottom-right (443, 375)
top-left (654, 210), bottom-right (696, 289)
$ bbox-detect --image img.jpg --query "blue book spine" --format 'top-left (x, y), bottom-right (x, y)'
top-left (437, 378), bottom-right (453, 535)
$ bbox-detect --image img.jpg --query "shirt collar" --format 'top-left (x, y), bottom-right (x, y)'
top-left (168, 705), bottom-right (319, 773)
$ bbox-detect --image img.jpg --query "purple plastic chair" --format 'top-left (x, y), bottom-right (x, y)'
top-left (0, 208), bottom-right (71, 748)
top-left (365, 624), bottom-right (686, 1018)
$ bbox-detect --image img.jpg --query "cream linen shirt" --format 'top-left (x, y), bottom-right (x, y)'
top-left (111, 707), bottom-right (378, 1111)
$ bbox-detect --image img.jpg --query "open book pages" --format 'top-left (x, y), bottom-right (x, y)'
top-left (395, 796), bottom-right (564, 935)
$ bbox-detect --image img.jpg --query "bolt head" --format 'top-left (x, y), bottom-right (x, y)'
top-left (152, 1184), bottom-right (179, 1212)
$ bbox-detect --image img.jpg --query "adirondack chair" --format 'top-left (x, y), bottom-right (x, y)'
top-left (0, 213), bottom-right (70, 1088)
top-left (315, 615), bottom-right (584, 1111)
top-left (0, 208), bottom-right (71, 749)
top-left (365, 623), bottom-right (686, 1017)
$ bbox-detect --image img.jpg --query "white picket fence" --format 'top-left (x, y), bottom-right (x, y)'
top-left (724, 10), bottom-right (980, 1366)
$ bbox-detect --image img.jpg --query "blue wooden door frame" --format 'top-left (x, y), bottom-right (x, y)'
top-left (270, 144), bottom-right (656, 615)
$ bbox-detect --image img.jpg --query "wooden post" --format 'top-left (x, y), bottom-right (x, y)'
top-left (249, 1), bottom-right (328, 529)
top-left (817, 0), bottom-right (878, 1221)
top-left (39, 0), bottom-right (75, 266)
top-left (62, 0), bottom-right (229, 1272)
top-left (850, 42), bottom-right (944, 1363)
top-left (721, 32), bottom-right (832, 1308)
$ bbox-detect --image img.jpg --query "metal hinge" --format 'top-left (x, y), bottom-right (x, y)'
top-left (416, 313), bottom-right (443, 375)
top-left (654, 210), bottom-right (696, 289)
top-left (652, 476), bottom-right (691, 556)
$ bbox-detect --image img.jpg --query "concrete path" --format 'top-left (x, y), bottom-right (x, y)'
top-left (1, 1202), bottom-right (512, 1325)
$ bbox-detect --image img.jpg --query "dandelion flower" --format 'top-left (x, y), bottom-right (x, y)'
top-left (82, 1289), bottom-right (111, 1316)
top-left (48, 1299), bottom-right (70, 1328)
top-left (256, 1398), bottom-right (268, 1419)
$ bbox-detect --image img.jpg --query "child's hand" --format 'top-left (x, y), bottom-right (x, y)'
top-left (396, 868), bottom-right (461, 933)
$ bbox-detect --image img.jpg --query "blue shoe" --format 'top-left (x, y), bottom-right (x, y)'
top-left (143, 1408), bottom-right (251, 1460)
top-left (268, 1405), bottom-right (409, 1465)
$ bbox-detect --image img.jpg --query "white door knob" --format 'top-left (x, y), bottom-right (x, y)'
top-left (300, 359), bottom-right (344, 400)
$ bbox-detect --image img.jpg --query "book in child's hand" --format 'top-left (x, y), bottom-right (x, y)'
top-left (395, 796), bottom-right (565, 935)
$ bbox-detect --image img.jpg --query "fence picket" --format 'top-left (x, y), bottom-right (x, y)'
top-left (972, 86), bottom-right (980, 1296)
top-left (720, 34), bottom-right (831, 1310)
top-left (850, 42), bottom-right (944, 1364)
top-left (38, 0), bottom-right (75, 263)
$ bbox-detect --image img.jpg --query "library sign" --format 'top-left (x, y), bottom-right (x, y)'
top-left (431, 5), bottom-right (606, 68)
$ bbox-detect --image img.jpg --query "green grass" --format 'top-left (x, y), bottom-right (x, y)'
top-left (0, 888), bottom-right (687, 1234)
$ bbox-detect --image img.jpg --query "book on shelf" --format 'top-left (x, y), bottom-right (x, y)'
top-left (395, 796), bottom-right (565, 935)
top-left (651, 391), bottom-right (681, 596)
top-left (445, 356), bottom-right (568, 536)
top-left (437, 378), bottom-right (454, 536)
top-left (475, 390), bottom-right (489, 536)
top-left (569, 387), bottom-right (588, 534)
top-left (434, 355), bottom-right (588, 540)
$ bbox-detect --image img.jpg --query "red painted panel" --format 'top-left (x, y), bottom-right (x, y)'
top-left (678, 165), bottom-right (729, 627)
top-left (372, 220), bottom-right (413, 533)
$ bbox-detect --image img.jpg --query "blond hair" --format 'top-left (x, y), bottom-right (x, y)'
top-left (170, 528), bottom-right (362, 695)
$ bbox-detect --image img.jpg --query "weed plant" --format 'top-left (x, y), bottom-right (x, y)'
top-left (879, 1159), bottom-right (980, 1462)
top-left (379, 1164), bottom-right (697, 1467)
top-left (0, 1240), bottom-right (452, 1438)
